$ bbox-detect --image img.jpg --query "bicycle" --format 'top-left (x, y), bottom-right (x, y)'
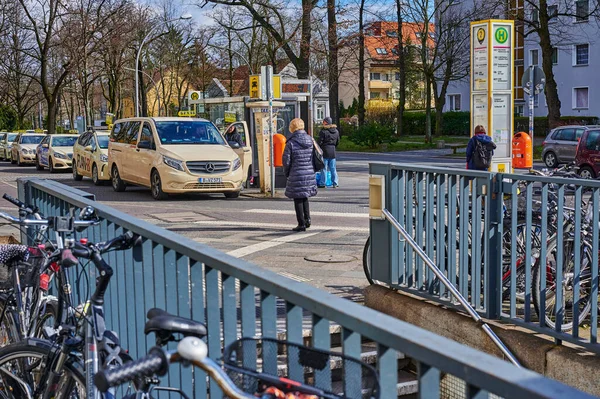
top-left (95, 312), bottom-right (380, 399)
top-left (0, 214), bottom-right (140, 399)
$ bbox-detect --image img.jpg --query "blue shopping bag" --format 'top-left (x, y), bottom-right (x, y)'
top-left (315, 171), bottom-right (332, 187)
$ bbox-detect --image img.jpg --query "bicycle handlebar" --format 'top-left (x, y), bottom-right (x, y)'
top-left (2, 193), bottom-right (37, 214)
top-left (0, 211), bottom-right (98, 228)
top-left (95, 337), bottom-right (254, 398)
top-left (94, 347), bottom-right (169, 392)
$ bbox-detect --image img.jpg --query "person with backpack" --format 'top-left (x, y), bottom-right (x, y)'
top-left (317, 117), bottom-right (340, 188)
top-left (466, 125), bottom-right (497, 170)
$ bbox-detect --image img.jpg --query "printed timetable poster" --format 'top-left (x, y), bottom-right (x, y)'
top-left (472, 24), bottom-right (488, 92)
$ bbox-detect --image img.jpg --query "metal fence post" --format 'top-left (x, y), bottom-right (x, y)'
top-left (369, 163), bottom-right (395, 285)
top-left (17, 178), bottom-right (32, 245)
top-left (486, 173), bottom-right (503, 319)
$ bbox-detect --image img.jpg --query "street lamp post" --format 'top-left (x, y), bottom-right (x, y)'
top-left (135, 14), bottom-right (192, 117)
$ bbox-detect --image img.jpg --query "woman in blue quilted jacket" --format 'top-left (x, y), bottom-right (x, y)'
top-left (282, 118), bottom-right (317, 232)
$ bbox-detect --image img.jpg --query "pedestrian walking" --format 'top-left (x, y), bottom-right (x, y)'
top-left (317, 117), bottom-right (340, 188)
top-left (466, 125), bottom-right (496, 170)
top-left (225, 125), bottom-right (244, 147)
top-left (282, 118), bottom-right (317, 232)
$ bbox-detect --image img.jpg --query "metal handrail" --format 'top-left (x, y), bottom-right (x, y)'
top-left (382, 208), bottom-right (522, 368)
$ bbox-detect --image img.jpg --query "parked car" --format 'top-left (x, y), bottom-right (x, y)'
top-left (0, 132), bottom-right (18, 161)
top-left (72, 130), bottom-right (110, 185)
top-left (35, 134), bottom-right (78, 172)
top-left (108, 117), bottom-right (244, 200)
top-left (11, 133), bottom-right (46, 166)
top-left (541, 126), bottom-right (588, 168)
top-left (575, 128), bottom-right (600, 178)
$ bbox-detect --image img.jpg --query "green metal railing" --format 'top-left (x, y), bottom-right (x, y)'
top-left (18, 177), bottom-right (594, 398)
top-left (369, 162), bottom-right (600, 355)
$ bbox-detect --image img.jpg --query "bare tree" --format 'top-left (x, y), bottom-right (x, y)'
top-left (357, 0), bottom-right (366, 126)
top-left (327, 0), bottom-right (339, 124)
top-left (202, 0), bottom-right (317, 79)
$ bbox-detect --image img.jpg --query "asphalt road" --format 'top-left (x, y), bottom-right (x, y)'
top-left (0, 150), bottom-right (464, 302)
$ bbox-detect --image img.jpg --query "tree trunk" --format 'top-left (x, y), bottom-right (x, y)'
top-left (538, 0), bottom-right (561, 128)
top-left (396, 0), bottom-right (405, 136)
top-left (358, 0), bottom-right (366, 126)
top-left (425, 73), bottom-right (432, 143)
top-left (327, 0), bottom-right (338, 124)
top-left (296, 0), bottom-right (313, 79)
top-left (47, 100), bottom-right (58, 135)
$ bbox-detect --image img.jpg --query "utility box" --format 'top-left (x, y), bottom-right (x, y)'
top-left (512, 131), bottom-right (533, 169)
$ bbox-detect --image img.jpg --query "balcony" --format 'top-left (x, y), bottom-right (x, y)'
top-left (369, 80), bottom-right (393, 89)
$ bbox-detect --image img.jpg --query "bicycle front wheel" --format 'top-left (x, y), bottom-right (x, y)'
top-left (532, 239), bottom-right (592, 332)
top-left (0, 339), bottom-right (85, 399)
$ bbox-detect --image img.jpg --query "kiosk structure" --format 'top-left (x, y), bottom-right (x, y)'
top-left (246, 101), bottom-right (285, 194)
top-left (470, 20), bottom-right (515, 173)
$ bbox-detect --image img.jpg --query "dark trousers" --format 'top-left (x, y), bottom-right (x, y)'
top-left (293, 198), bottom-right (310, 226)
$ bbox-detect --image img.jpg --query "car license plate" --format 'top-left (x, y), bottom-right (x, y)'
top-left (199, 177), bottom-right (222, 183)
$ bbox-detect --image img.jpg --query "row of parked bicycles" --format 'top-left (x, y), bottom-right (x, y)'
top-left (0, 195), bottom-right (379, 398)
top-left (363, 163), bottom-right (598, 332)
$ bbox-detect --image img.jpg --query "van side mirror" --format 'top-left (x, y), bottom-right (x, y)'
top-left (228, 141), bottom-right (240, 149)
top-left (84, 145), bottom-right (92, 152)
top-left (138, 140), bottom-right (152, 150)
top-left (42, 144), bottom-right (49, 148)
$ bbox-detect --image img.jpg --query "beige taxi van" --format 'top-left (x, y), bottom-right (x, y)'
top-left (108, 117), bottom-right (244, 200)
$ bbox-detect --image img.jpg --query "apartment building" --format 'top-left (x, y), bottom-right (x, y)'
top-left (339, 21), bottom-right (434, 109)
top-left (443, 0), bottom-right (600, 117)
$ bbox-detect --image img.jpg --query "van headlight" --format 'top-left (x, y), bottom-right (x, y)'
top-left (232, 158), bottom-right (241, 171)
top-left (163, 155), bottom-right (184, 171)
top-left (100, 154), bottom-right (108, 162)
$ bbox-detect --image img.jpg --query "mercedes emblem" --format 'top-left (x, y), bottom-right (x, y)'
top-left (205, 163), bottom-right (215, 173)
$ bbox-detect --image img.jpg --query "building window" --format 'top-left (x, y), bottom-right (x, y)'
top-left (448, 94), bottom-right (461, 111)
top-left (386, 30), bottom-right (398, 37)
top-left (375, 48), bottom-right (388, 55)
top-left (552, 47), bottom-right (558, 64)
top-left (573, 87), bottom-right (589, 109)
top-left (531, 8), bottom-right (539, 25)
top-left (574, 44), bottom-right (589, 65)
top-left (515, 105), bottom-right (524, 117)
top-left (382, 73), bottom-right (389, 81)
top-left (369, 72), bottom-right (381, 80)
top-left (316, 104), bottom-right (325, 121)
top-left (530, 49), bottom-right (539, 66)
top-left (576, 0), bottom-right (589, 21)
top-left (395, 72), bottom-right (400, 81)
top-left (370, 92), bottom-right (381, 99)
top-left (393, 90), bottom-right (400, 99)
top-left (548, 4), bottom-right (558, 17)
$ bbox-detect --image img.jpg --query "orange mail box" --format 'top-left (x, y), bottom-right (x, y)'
top-left (512, 131), bottom-right (533, 169)
top-left (273, 133), bottom-right (286, 167)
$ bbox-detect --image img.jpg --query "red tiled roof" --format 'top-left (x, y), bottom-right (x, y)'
top-left (365, 21), bottom-right (435, 62)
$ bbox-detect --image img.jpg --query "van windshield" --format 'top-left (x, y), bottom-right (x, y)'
top-left (97, 135), bottom-right (109, 149)
top-left (154, 121), bottom-right (226, 145)
top-left (7, 134), bottom-right (18, 142)
top-left (21, 135), bottom-right (45, 144)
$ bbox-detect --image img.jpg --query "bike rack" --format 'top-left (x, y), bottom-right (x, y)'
top-left (381, 208), bottom-right (522, 368)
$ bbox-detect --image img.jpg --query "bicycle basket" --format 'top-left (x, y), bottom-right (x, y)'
top-left (0, 245), bottom-right (43, 290)
top-left (222, 338), bottom-right (379, 399)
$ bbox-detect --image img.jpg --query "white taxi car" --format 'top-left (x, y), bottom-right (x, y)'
top-left (36, 134), bottom-right (78, 172)
top-left (0, 132), bottom-right (18, 161)
top-left (11, 133), bottom-right (46, 166)
top-left (72, 130), bottom-right (110, 185)
top-left (108, 117), bottom-right (243, 200)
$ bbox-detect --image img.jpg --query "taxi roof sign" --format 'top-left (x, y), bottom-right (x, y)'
top-left (178, 110), bottom-right (196, 117)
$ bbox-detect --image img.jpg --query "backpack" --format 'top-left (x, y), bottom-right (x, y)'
top-left (472, 138), bottom-right (496, 169)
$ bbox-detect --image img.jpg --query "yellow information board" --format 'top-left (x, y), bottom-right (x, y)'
top-left (178, 110), bottom-right (196, 117)
top-left (250, 75), bottom-right (261, 99)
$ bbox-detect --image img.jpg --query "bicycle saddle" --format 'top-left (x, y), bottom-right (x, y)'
top-left (144, 308), bottom-right (207, 339)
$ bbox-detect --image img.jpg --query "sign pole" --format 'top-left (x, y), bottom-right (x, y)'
top-left (267, 66), bottom-right (275, 198)
top-left (529, 66), bottom-right (535, 158)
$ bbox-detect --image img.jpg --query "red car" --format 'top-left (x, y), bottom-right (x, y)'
top-left (575, 128), bottom-right (600, 178)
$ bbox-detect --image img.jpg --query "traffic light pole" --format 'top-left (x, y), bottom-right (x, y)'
top-left (266, 66), bottom-right (275, 198)
top-left (529, 66), bottom-right (535, 151)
